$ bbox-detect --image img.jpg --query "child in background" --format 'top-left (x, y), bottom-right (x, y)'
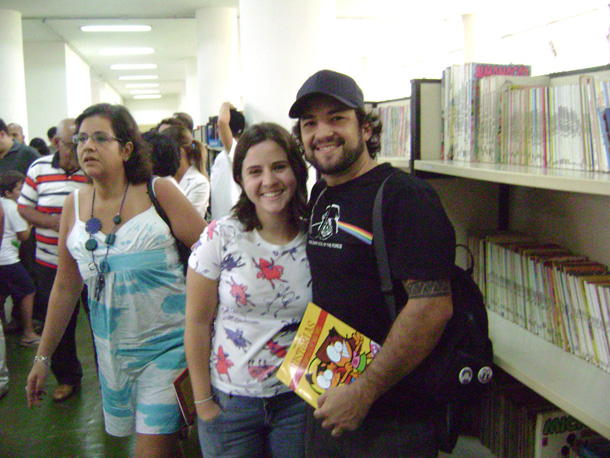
top-left (0, 171), bottom-right (40, 347)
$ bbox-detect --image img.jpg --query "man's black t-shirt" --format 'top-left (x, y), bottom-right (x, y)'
top-left (307, 163), bottom-right (456, 415)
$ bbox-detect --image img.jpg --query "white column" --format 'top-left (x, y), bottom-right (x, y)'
top-left (183, 57), bottom-right (201, 128)
top-left (239, 0), bottom-right (336, 128)
top-left (0, 9), bottom-right (28, 138)
top-left (462, 12), bottom-right (497, 63)
top-left (195, 7), bottom-right (240, 127)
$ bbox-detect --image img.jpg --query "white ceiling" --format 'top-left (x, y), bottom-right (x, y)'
top-left (0, 0), bottom-right (607, 101)
top-left (1, 0), bottom-right (424, 101)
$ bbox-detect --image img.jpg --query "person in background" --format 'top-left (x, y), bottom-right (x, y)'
top-left (29, 138), bottom-right (51, 156)
top-left (209, 102), bottom-right (245, 221)
top-left (0, 118), bottom-right (40, 176)
top-left (0, 200), bottom-right (8, 400)
top-left (290, 69), bottom-right (456, 458)
top-left (142, 130), bottom-right (182, 190)
top-left (159, 121), bottom-right (210, 217)
top-left (0, 171), bottom-right (40, 347)
top-left (47, 126), bottom-right (58, 155)
top-left (173, 112), bottom-right (194, 133)
top-left (26, 103), bottom-right (206, 458)
top-left (0, 118), bottom-right (40, 334)
top-left (7, 123), bottom-right (25, 144)
top-left (18, 118), bottom-right (89, 402)
top-left (186, 122), bottom-right (311, 458)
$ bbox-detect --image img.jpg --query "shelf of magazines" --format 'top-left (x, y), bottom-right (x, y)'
top-left (411, 159), bottom-right (610, 196)
top-left (488, 312), bottom-right (610, 440)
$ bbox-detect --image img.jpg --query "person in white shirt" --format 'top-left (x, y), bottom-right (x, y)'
top-left (209, 102), bottom-right (245, 221)
top-left (0, 171), bottom-right (39, 347)
top-left (159, 121), bottom-right (210, 217)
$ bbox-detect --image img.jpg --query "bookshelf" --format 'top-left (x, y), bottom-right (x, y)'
top-left (414, 160), bottom-right (610, 196)
top-left (382, 63), bottom-right (610, 441)
top-left (488, 313), bottom-right (610, 439)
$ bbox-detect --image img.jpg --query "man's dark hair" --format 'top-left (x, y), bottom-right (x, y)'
top-left (75, 103), bottom-right (152, 184)
top-left (229, 109), bottom-right (246, 139)
top-left (29, 138), bottom-right (51, 156)
top-left (232, 122), bottom-right (308, 232)
top-left (0, 170), bottom-right (26, 197)
top-left (142, 130), bottom-right (181, 177)
top-left (47, 126), bottom-right (57, 141)
top-left (0, 119), bottom-right (8, 134)
top-left (291, 107), bottom-right (383, 159)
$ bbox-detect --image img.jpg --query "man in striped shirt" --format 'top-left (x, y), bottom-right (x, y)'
top-left (18, 118), bottom-right (88, 402)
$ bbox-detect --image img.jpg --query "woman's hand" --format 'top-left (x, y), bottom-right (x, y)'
top-left (196, 400), bottom-right (222, 422)
top-left (26, 360), bottom-right (50, 408)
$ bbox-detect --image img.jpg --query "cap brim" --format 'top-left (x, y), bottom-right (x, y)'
top-left (289, 92), bottom-right (359, 119)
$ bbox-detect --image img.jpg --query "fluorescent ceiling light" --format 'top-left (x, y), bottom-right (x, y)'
top-left (130, 89), bottom-right (159, 94)
top-left (111, 64), bottom-right (157, 70)
top-left (134, 95), bottom-right (162, 99)
top-left (119, 75), bottom-right (158, 80)
top-left (98, 47), bottom-right (154, 56)
top-left (125, 83), bottom-right (159, 88)
top-left (81, 25), bottom-right (151, 32)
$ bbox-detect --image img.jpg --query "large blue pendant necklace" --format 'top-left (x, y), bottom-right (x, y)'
top-left (86, 183), bottom-right (130, 301)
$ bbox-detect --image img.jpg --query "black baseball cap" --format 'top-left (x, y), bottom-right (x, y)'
top-left (289, 69), bottom-right (364, 119)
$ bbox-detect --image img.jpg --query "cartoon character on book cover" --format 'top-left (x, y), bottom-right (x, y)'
top-left (305, 327), bottom-right (380, 395)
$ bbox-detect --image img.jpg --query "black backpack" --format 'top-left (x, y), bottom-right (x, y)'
top-left (373, 172), bottom-right (494, 452)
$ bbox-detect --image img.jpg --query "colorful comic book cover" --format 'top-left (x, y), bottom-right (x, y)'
top-left (276, 302), bottom-right (381, 408)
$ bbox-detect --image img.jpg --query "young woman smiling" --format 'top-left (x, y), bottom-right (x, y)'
top-left (185, 123), bottom-right (311, 458)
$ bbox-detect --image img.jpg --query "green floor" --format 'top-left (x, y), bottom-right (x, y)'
top-left (0, 308), bottom-right (202, 458)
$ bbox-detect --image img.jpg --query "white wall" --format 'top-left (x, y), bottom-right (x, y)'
top-left (91, 74), bottom-right (123, 106)
top-left (65, 46), bottom-right (92, 117)
top-left (23, 41), bottom-right (68, 141)
top-left (125, 94), bottom-right (181, 129)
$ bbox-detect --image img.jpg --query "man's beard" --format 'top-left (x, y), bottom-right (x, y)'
top-left (305, 134), bottom-right (366, 176)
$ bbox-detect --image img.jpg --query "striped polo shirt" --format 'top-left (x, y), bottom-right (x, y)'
top-left (18, 152), bottom-right (88, 269)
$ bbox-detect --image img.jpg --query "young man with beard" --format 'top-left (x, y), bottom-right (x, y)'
top-left (290, 70), bottom-right (456, 457)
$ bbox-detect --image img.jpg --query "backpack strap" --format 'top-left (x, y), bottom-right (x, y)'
top-left (372, 172), bottom-right (399, 321)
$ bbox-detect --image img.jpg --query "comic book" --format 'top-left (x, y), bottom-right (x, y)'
top-left (276, 302), bottom-right (381, 409)
top-left (173, 367), bottom-right (196, 426)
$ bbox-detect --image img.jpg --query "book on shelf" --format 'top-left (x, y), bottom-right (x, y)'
top-left (477, 230), bottom-right (610, 374)
top-left (441, 62), bottom-right (531, 162)
top-left (431, 63), bottom-right (610, 173)
top-left (411, 79), bottom-right (443, 163)
top-left (580, 437), bottom-right (610, 458)
top-left (477, 75), bottom-right (550, 164)
top-left (479, 378), bottom-right (557, 458)
top-left (376, 98), bottom-right (411, 160)
top-left (173, 367), bottom-right (196, 426)
top-left (276, 302), bottom-right (381, 409)
top-left (534, 409), bottom-right (594, 458)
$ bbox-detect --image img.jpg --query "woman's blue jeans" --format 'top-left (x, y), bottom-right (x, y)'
top-left (197, 388), bottom-right (307, 458)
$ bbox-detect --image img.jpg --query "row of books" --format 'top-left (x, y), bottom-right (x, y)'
top-left (479, 378), bottom-right (608, 458)
top-left (441, 62), bottom-right (532, 163)
top-left (441, 62), bottom-right (610, 173)
top-left (377, 102), bottom-right (411, 158)
top-left (467, 232), bottom-right (610, 373)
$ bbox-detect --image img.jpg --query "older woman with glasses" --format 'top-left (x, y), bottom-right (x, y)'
top-left (26, 103), bottom-right (206, 457)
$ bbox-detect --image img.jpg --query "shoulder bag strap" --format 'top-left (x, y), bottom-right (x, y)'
top-left (147, 177), bottom-right (175, 236)
top-left (372, 172), bottom-right (398, 321)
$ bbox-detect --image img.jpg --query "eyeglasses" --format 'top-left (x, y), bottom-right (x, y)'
top-left (72, 133), bottom-right (123, 145)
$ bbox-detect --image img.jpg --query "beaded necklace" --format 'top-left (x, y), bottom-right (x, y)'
top-left (85, 184), bottom-right (130, 301)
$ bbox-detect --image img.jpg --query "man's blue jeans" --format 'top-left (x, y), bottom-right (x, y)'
top-left (197, 388), bottom-right (307, 458)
